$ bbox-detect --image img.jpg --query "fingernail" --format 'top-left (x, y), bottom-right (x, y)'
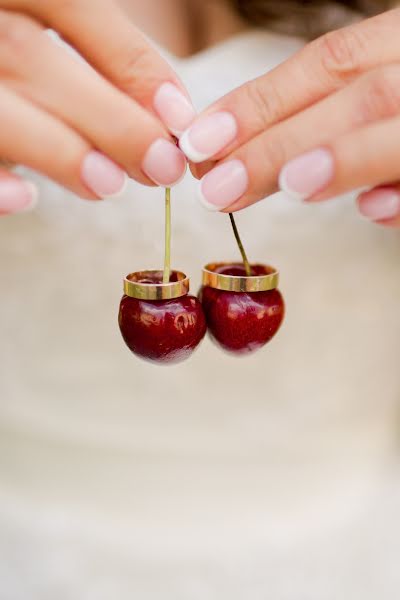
top-left (81, 151), bottom-right (127, 198)
top-left (153, 82), bottom-right (196, 138)
top-left (0, 179), bottom-right (38, 215)
top-left (358, 188), bottom-right (400, 221)
top-left (180, 111), bottom-right (238, 163)
top-left (279, 148), bottom-right (334, 201)
top-left (197, 160), bottom-right (248, 211)
top-left (142, 138), bottom-right (187, 187)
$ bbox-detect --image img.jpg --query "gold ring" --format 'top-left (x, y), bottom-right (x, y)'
top-left (202, 262), bottom-right (279, 293)
top-left (124, 270), bottom-right (190, 300)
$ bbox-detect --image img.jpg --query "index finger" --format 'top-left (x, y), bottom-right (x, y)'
top-left (180, 8), bottom-right (400, 163)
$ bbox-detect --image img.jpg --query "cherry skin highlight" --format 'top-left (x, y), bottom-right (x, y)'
top-left (119, 279), bottom-right (206, 365)
top-left (199, 264), bottom-right (285, 355)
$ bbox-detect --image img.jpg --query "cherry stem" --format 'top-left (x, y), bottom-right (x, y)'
top-left (163, 187), bottom-right (171, 284)
top-left (229, 213), bottom-right (252, 277)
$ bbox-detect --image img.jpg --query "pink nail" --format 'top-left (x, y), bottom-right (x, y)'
top-left (197, 160), bottom-right (248, 211)
top-left (153, 82), bottom-right (196, 138)
top-left (279, 148), bottom-right (334, 201)
top-left (81, 151), bottom-right (127, 198)
top-left (358, 187), bottom-right (400, 221)
top-left (180, 111), bottom-right (238, 163)
top-left (0, 179), bottom-right (38, 216)
top-left (142, 138), bottom-right (187, 187)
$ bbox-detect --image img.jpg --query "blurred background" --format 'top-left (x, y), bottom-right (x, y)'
top-left (1, 1), bottom-right (400, 598)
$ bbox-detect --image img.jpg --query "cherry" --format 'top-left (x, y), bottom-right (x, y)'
top-left (119, 270), bottom-right (206, 364)
top-left (199, 263), bottom-right (284, 355)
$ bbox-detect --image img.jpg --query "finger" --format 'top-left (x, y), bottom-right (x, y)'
top-left (357, 186), bottom-right (400, 227)
top-left (0, 10), bottom-right (186, 186)
top-left (0, 170), bottom-right (37, 216)
top-left (0, 84), bottom-right (126, 200)
top-left (0, 158), bottom-right (16, 169)
top-left (4, 0), bottom-right (196, 136)
top-left (180, 8), bottom-right (400, 163)
top-left (195, 64), bottom-right (400, 212)
top-left (278, 116), bottom-right (400, 206)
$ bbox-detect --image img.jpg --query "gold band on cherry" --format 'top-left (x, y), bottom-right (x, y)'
top-left (202, 263), bottom-right (279, 293)
top-left (124, 270), bottom-right (189, 300)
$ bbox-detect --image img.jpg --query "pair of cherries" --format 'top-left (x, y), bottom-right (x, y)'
top-left (119, 262), bottom-right (284, 364)
top-left (118, 191), bottom-right (285, 364)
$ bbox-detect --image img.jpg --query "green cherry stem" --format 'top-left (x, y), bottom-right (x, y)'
top-left (163, 187), bottom-right (171, 284)
top-left (229, 213), bottom-right (252, 277)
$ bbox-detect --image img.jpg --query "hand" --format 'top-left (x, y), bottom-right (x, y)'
top-left (180, 8), bottom-right (400, 228)
top-left (0, 0), bottom-right (194, 216)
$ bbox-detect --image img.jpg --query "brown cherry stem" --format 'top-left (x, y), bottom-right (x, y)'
top-left (163, 187), bottom-right (171, 284)
top-left (229, 213), bottom-right (252, 277)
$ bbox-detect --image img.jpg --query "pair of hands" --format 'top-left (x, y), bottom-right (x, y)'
top-left (1, 0), bottom-right (400, 228)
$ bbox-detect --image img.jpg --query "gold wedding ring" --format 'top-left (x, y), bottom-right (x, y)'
top-left (123, 270), bottom-right (190, 300)
top-left (202, 263), bottom-right (279, 293)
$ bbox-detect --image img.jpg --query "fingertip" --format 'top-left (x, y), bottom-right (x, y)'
top-left (0, 177), bottom-right (39, 216)
top-left (142, 138), bottom-right (187, 187)
top-left (180, 112), bottom-right (238, 163)
top-left (196, 179), bottom-right (221, 212)
top-left (179, 129), bottom-right (209, 163)
top-left (357, 187), bottom-right (400, 222)
top-left (278, 149), bottom-right (335, 202)
top-left (196, 160), bottom-right (249, 212)
top-left (81, 151), bottom-right (127, 199)
top-left (153, 82), bottom-right (196, 138)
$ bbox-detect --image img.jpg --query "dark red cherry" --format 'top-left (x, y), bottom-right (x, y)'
top-left (119, 270), bottom-right (206, 364)
top-left (199, 263), bottom-right (284, 355)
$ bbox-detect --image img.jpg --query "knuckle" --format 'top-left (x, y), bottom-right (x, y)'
top-left (242, 78), bottom-right (285, 130)
top-left (112, 46), bottom-right (158, 99)
top-left (318, 27), bottom-right (367, 81)
top-left (361, 66), bottom-right (400, 121)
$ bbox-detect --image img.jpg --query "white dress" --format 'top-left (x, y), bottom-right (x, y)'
top-left (1, 29), bottom-right (400, 600)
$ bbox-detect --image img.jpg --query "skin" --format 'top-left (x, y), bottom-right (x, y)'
top-left (185, 6), bottom-right (400, 228)
top-left (0, 0), bottom-right (197, 202)
top-left (0, 0), bottom-right (246, 209)
top-left (2, 0), bottom-right (398, 228)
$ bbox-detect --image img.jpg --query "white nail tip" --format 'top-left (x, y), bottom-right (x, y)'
top-left (179, 130), bottom-right (210, 163)
top-left (278, 170), bottom-right (307, 202)
top-left (18, 181), bottom-right (39, 212)
top-left (196, 181), bottom-right (221, 212)
top-left (104, 172), bottom-right (129, 200)
top-left (169, 127), bottom-right (184, 139)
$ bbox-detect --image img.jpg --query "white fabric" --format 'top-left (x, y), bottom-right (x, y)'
top-left (1, 29), bottom-right (400, 599)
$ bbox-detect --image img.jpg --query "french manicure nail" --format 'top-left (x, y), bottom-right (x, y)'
top-left (180, 111), bottom-right (238, 163)
top-left (0, 179), bottom-right (38, 215)
top-left (197, 160), bottom-right (248, 211)
top-left (81, 151), bottom-right (127, 198)
top-left (358, 188), bottom-right (400, 221)
top-left (153, 82), bottom-right (196, 138)
top-left (142, 138), bottom-right (187, 187)
top-left (279, 148), bottom-right (334, 201)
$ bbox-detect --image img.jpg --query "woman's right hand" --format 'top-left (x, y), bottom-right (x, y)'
top-left (0, 0), bottom-right (194, 215)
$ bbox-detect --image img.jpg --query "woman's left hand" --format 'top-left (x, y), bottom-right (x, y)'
top-left (180, 7), bottom-right (400, 227)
